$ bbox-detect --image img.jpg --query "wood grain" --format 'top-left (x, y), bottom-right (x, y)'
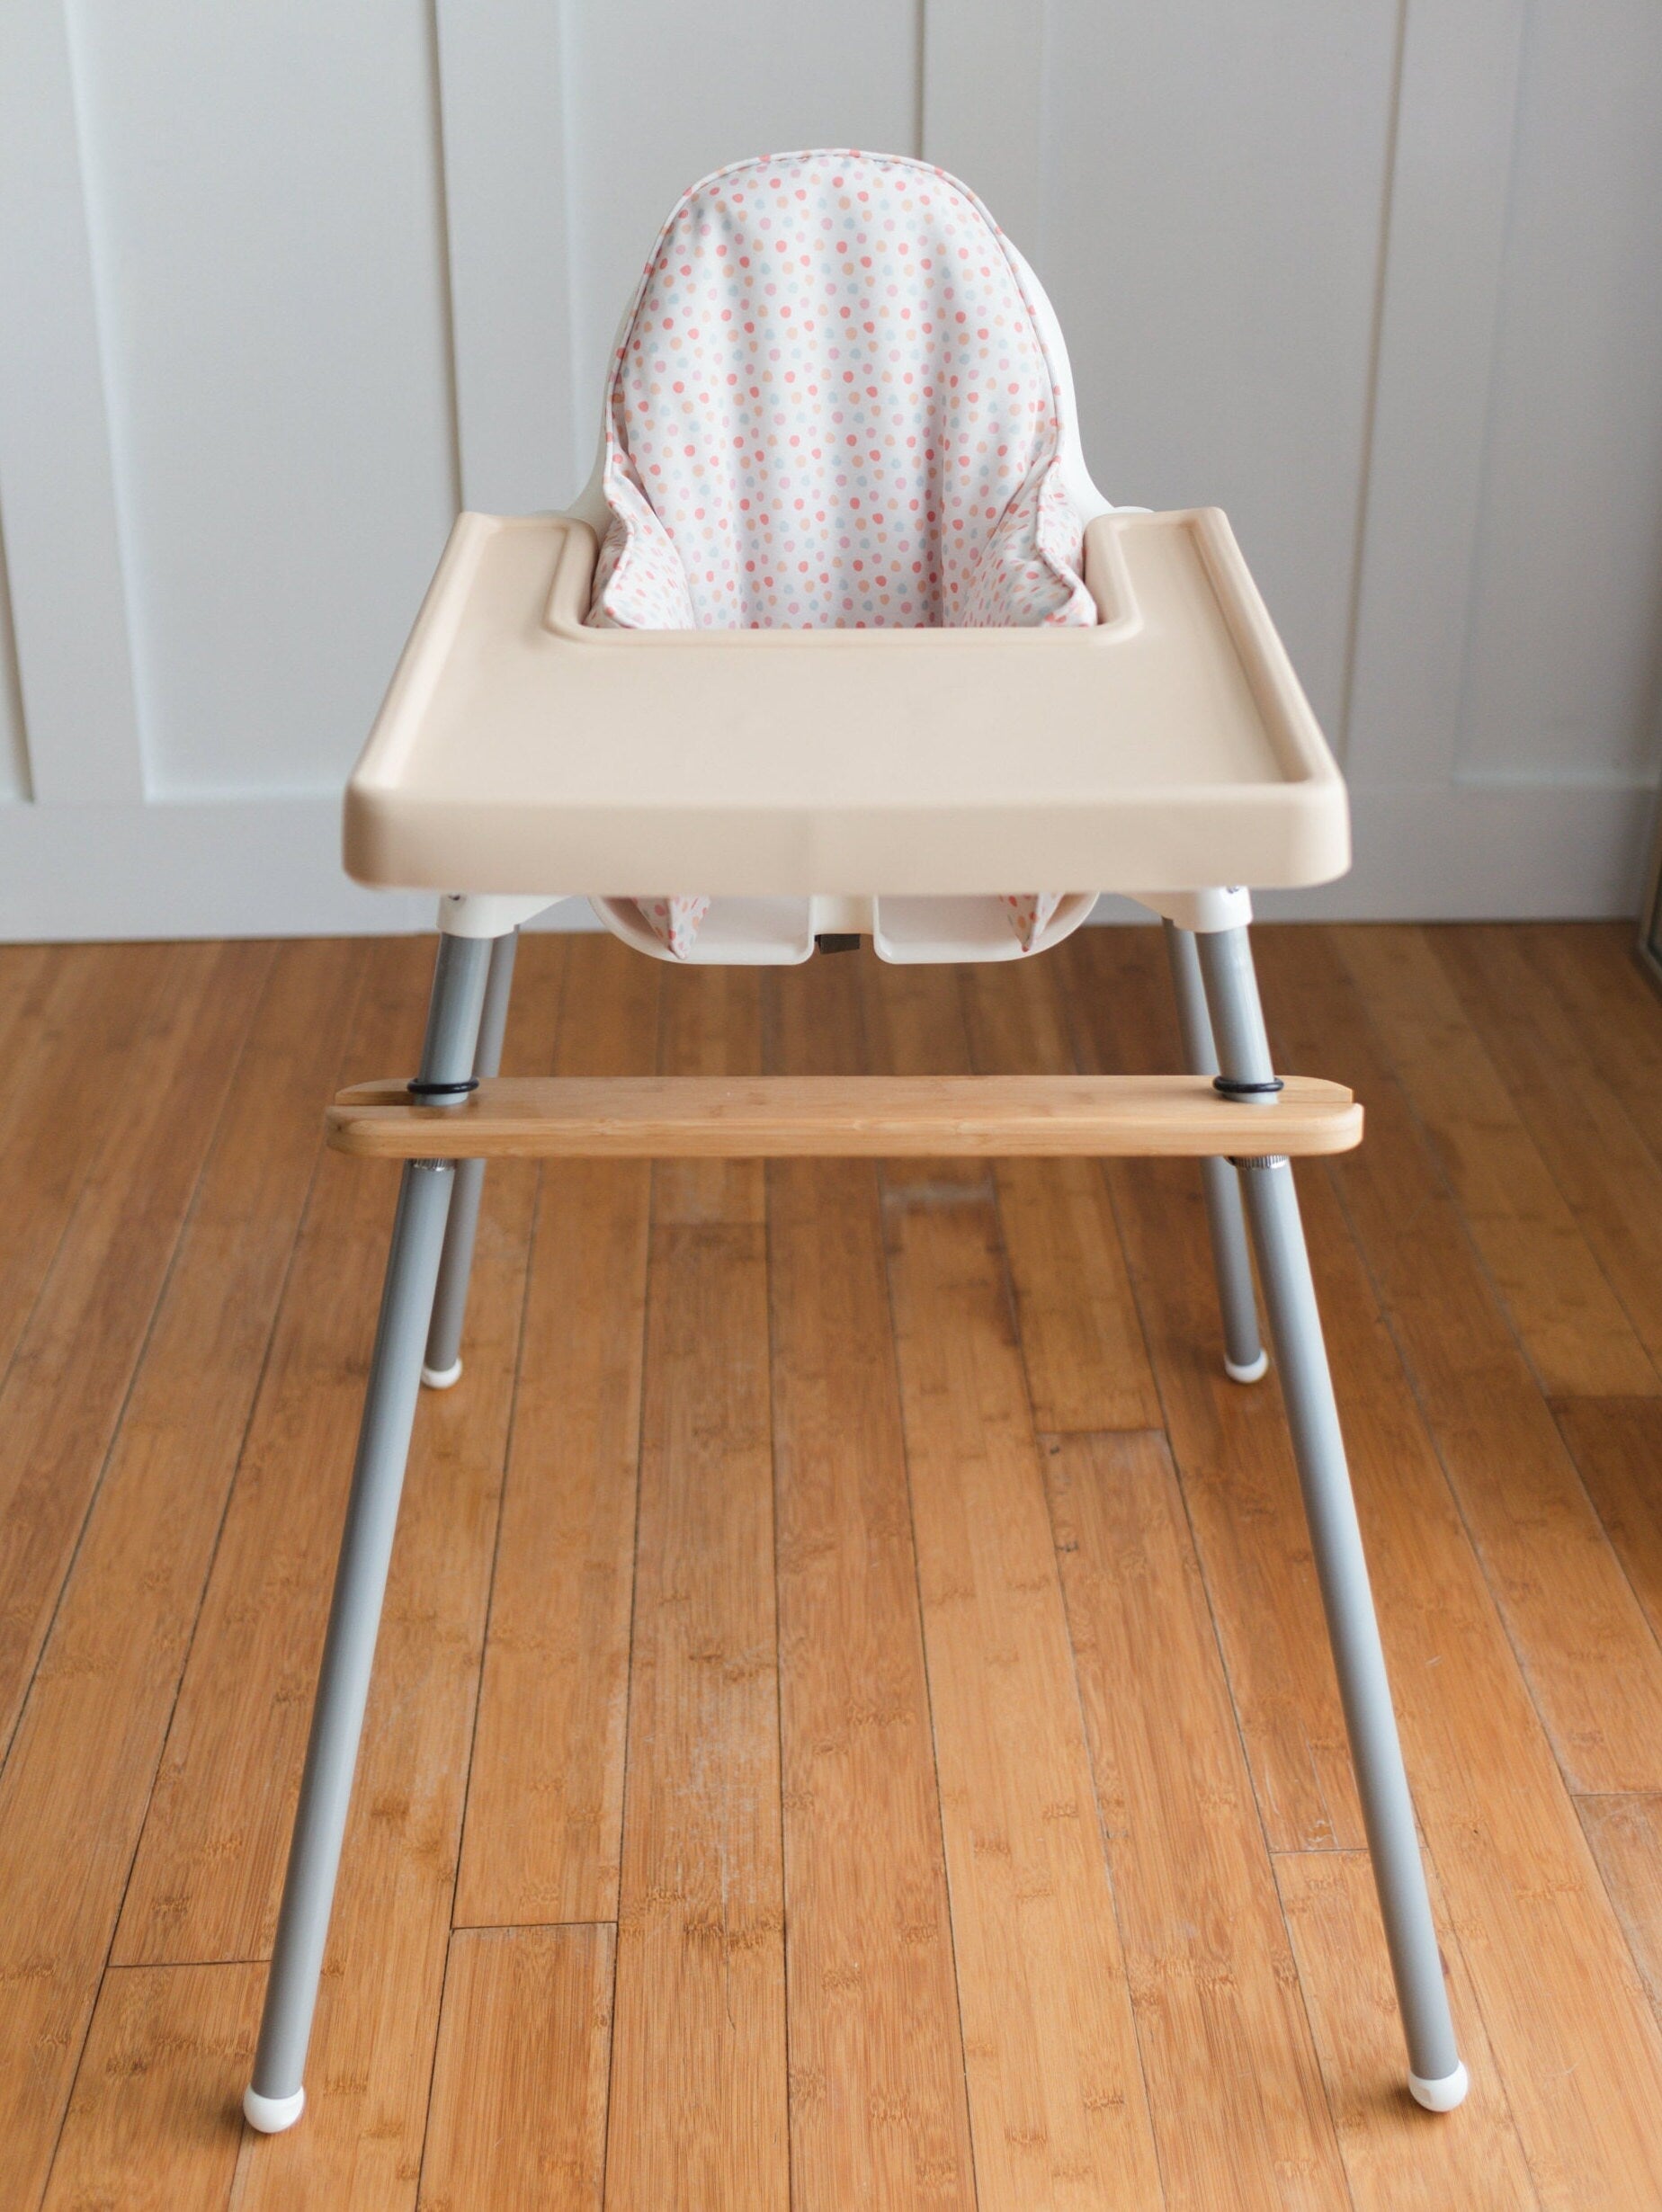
top-left (961, 959), bottom-right (1161, 1432)
top-left (1071, 924), bottom-right (1662, 2199)
top-left (871, 959), bottom-right (1165, 2211)
top-left (12, 929), bottom-right (1662, 2203)
top-left (327, 1070), bottom-right (1363, 1158)
top-left (416, 1927), bottom-right (612, 2212)
top-left (1577, 1795), bottom-right (1662, 2037)
top-left (1275, 1852), bottom-right (1536, 2210)
top-left (113, 940), bottom-right (439, 1966)
top-left (1550, 1396), bottom-right (1662, 1657)
top-left (1061, 926), bottom-right (1364, 1852)
top-left (0, 940), bottom-right (272, 1747)
top-left (43, 1964), bottom-right (263, 2212)
top-left (1044, 1428), bottom-right (1345, 2206)
top-left (603, 962), bottom-right (789, 2212)
top-left (1336, 925), bottom-right (1657, 1397)
top-left (1436, 926), bottom-right (1662, 1377)
top-left (0, 941), bottom-right (54, 1104)
top-left (766, 950), bottom-right (976, 2211)
top-left (1520, 924), bottom-right (1662, 1169)
top-left (226, 942), bottom-right (558, 2212)
top-left (0, 941), bottom-right (363, 2208)
top-left (1261, 924), bottom-right (1662, 1796)
top-left (0, 942), bottom-right (174, 1390)
top-left (455, 934), bottom-right (654, 1925)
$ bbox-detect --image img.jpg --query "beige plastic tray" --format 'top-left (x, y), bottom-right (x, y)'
top-left (344, 507), bottom-right (1348, 898)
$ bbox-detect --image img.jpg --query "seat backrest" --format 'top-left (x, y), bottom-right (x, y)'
top-left (587, 149), bottom-right (1098, 631)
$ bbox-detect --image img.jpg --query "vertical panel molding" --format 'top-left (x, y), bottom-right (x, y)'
top-left (435, 0), bottom-right (584, 514)
top-left (0, 0), bottom-right (145, 802)
top-left (1344, 0), bottom-right (1530, 783)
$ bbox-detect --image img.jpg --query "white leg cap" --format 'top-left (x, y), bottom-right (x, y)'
top-left (1408, 2062), bottom-right (1469, 2113)
top-left (1224, 1348), bottom-right (1270, 1385)
top-left (243, 2083), bottom-right (306, 2134)
top-left (421, 1358), bottom-right (463, 1390)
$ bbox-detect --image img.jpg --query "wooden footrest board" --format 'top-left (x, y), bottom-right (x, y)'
top-left (326, 1074), bottom-right (1361, 1161)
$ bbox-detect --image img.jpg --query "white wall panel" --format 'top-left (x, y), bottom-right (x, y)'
top-left (1458, 0), bottom-right (1662, 787)
top-left (67, 0), bottom-right (457, 798)
top-left (2, 0), bottom-right (1660, 936)
top-left (1041, 1), bottom-right (1400, 744)
top-left (437, 0), bottom-right (583, 513)
top-left (0, 514), bottom-right (28, 800)
top-left (1342, 0), bottom-right (1528, 793)
top-left (559, 0), bottom-right (921, 433)
top-left (0, 0), bottom-right (143, 803)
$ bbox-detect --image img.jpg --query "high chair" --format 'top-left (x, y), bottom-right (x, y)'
top-left (242, 150), bottom-right (1468, 2135)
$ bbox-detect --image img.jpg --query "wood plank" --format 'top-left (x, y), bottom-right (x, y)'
top-left (653, 963), bottom-right (766, 1226)
top-left (1044, 1429), bottom-right (1346, 2207)
top-left (1060, 927), bottom-right (1365, 1853)
top-left (225, 943), bottom-right (560, 2212)
top-left (113, 940), bottom-right (436, 1966)
top-left (0, 939), bottom-right (363, 2208)
top-left (1336, 925), bottom-right (1657, 1397)
top-left (765, 950), bottom-right (977, 2211)
top-left (42, 1964), bottom-right (264, 2212)
top-left (1521, 924), bottom-right (1662, 1170)
top-left (1435, 926), bottom-right (1662, 1378)
top-left (454, 935), bottom-right (655, 1926)
top-left (1260, 924), bottom-right (1662, 1796)
top-left (1068, 925), bottom-right (1662, 2200)
top-left (869, 958), bottom-right (1165, 2211)
top-left (416, 1927), bottom-right (612, 2212)
top-left (603, 962), bottom-right (788, 2212)
top-left (1551, 1397), bottom-right (1662, 1659)
top-left (961, 961), bottom-right (1161, 1433)
top-left (0, 944), bottom-right (173, 1389)
top-left (1576, 1795), bottom-right (1662, 2037)
top-left (1274, 1852), bottom-right (1537, 2211)
top-left (0, 938), bottom-right (272, 1745)
top-left (0, 941), bottom-right (57, 1113)
top-left (327, 1071), bottom-right (1363, 1160)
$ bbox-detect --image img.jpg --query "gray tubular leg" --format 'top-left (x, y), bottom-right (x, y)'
top-left (1162, 920), bottom-right (1265, 1381)
top-left (1195, 925), bottom-right (1467, 2110)
top-left (244, 932), bottom-right (491, 2134)
top-left (422, 928), bottom-right (519, 1388)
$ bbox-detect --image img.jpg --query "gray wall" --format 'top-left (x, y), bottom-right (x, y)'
top-left (2, 0), bottom-right (1659, 934)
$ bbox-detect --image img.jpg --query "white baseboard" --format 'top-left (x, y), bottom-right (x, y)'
top-left (0, 780), bottom-right (1652, 941)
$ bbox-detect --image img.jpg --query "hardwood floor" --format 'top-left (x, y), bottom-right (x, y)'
top-left (4, 923), bottom-right (1662, 2208)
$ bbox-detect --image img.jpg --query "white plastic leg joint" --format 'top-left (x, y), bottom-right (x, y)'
top-left (1131, 887), bottom-right (1253, 934)
top-left (1408, 2062), bottom-right (1470, 2113)
top-left (421, 1357), bottom-right (464, 1390)
top-left (243, 2083), bottom-right (306, 2134)
top-left (437, 893), bottom-right (562, 939)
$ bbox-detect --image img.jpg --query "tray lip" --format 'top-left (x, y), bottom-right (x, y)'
top-left (538, 510), bottom-right (1148, 648)
top-left (345, 500), bottom-right (1350, 894)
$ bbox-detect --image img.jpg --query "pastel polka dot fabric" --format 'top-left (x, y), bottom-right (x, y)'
top-left (592, 149), bottom-right (1093, 955)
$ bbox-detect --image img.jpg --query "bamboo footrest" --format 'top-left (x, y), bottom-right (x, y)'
top-left (326, 1074), bottom-right (1361, 1160)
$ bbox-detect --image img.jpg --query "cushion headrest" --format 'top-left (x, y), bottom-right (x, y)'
top-left (590, 149), bottom-right (1095, 632)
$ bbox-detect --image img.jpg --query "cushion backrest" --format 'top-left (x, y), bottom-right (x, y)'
top-left (589, 149), bottom-right (1095, 630)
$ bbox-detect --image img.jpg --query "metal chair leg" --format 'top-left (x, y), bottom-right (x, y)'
top-left (422, 928), bottom-right (520, 1388)
top-left (243, 932), bottom-right (492, 2136)
top-left (1195, 923), bottom-right (1468, 2112)
top-left (1162, 919), bottom-right (1266, 1381)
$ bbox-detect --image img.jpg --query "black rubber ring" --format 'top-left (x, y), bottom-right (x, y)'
top-left (407, 1076), bottom-right (479, 1100)
top-left (1212, 1075), bottom-right (1284, 1099)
